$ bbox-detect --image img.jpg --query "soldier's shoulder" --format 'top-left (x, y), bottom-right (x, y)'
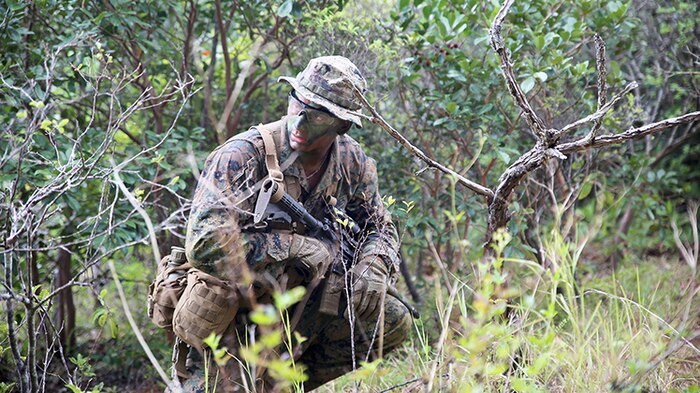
top-left (336, 134), bottom-right (370, 164)
top-left (212, 129), bottom-right (264, 158)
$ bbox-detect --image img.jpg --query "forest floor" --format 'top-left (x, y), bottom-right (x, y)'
top-left (67, 254), bottom-right (699, 393)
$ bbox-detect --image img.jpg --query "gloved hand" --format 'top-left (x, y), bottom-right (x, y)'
top-left (345, 256), bottom-right (389, 321)
top-left (288, 234), bottom-right (332, 280)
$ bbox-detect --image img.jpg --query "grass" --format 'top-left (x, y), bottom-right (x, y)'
top-left (318, 233), bottom-right (700, 393)
top-left (61, 225), bottom-right (699, 392)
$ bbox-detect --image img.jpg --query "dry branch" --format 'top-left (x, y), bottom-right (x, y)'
top-left (484, 0), bottom-right (700, 245)
top-left (352, 87), bottom-right (494, 200)
top-left (489, 0), bottom-right (547, 140)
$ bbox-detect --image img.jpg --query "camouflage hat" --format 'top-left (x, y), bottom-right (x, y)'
top-left (278, 56), bottom-right (367, 128)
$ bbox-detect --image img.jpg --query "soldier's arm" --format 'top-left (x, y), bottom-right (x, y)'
top-left (346, 155), bottom-right (400, 277)
top-left (185, 140), bottom-right (265, 277)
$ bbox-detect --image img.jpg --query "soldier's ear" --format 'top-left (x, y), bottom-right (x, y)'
top-left (336, 121), bottom-right (352, 135)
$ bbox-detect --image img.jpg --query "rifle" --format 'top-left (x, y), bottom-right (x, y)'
top-left (254, 178), bottom-right (419, 318)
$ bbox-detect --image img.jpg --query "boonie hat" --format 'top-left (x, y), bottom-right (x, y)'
top-left (278, 56), bottom-right (367, 127)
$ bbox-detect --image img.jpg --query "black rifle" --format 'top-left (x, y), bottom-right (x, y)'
top-left (254, 178), bottom-right (419, 318)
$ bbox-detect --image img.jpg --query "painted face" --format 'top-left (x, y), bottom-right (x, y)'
top-left (286, 91), bottom-right (340, 153)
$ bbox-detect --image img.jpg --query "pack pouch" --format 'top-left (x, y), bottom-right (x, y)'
top-left (172, 269), bottom-right (239, 351)
top-left (147, 255), bottom-right (191, 329)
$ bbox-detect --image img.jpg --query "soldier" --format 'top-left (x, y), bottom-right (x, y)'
top-left (172, 56), bottom-right (411, 392)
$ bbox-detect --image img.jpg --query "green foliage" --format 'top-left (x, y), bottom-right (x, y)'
top-left (1, 0), bottom-right (697, 390)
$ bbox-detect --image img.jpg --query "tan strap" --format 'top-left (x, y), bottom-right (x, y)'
top-left (258, 123), bottom-right (285, 199)
top-left (172, 338), bottom-right (189, 379)
top-left (232, 119), bottom-right (298, 206)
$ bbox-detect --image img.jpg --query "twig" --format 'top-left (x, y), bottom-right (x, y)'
top-left (110, 158), bottom-right (161, 263)
top-left (557, 81), bottom-right (638, 137)
top-left (377, 376), bottom-right (422, 393)
top-left (107, 260), bottom-right (179, 391)
top-left (352, 87), bottom-right (494, 200)
top-left (588, 34), bottom-right (608, 140)
top-left (558, 111), bottom-right (700, 153)
top-left (489, 0), bottom-right (547, 140)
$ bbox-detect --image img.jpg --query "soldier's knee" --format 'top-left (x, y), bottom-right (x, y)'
top-left (382, 295), bottom-right (412, 350)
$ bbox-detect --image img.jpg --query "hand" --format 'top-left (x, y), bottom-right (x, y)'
top-left (346, 256), bottom-right (389, 321)
top-left (288, 234), bottom-right (332, 280)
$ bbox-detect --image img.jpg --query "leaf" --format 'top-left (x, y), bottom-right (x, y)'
top-left (534, 72), bottom-right (548, 82)
top-left (578, 181), bottom-right (593, 200)
top-left (202, 332), bottom-right (222, 350)
top-left (497, 150), bottom-right (510, 164)
top-left (249, 304), bottom-right (279, 326)
top-left (521, 76), bottom-right (536, 94)
top-left (65, 384), bottom-right (83, 393)
top-left (259, 330), bottom-right (282, 349)
top-left (16, 110), bottom-right (27, 119)
top-left (273, 286), bottom-right (306, 311)
top-left (277, 0), bottom-right (293, 18)
top-left (40, 120), bottom-right (53, 131)
top-left (109, 319), bottom-right (118, 339)
top-left (534, 35), bottom-right (545, 50)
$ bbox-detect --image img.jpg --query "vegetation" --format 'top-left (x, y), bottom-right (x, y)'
top-left (1, 0), bottom-right (698, 392)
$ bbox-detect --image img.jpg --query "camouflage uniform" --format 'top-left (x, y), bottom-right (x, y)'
top-left (176, 57), bottom-right (411, 392)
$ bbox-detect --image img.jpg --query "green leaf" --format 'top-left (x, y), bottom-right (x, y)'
top-left (273, 286), bottom-right (306, 311)
top-left (202, 332), bottom-right (222, 350)
top-left (65, 383), bottom-right (83, 393)
top-left (521, 77), bottom-right (535, 94)
top-left (534, 35), bottom-right (545, 50)
top-left (534, 72), bottom-right (548, 82)
top-left (261, 330), bottom-right (283, 349)
top-left (109, 319), bottom-right (118, 339)
top-left (277, 0), bottom-right (293, 18)
top-left (249, 304), bottom-right (279, 326)
top-left (16, 110), bottom-right (27, 119)
top-left (40, 120), bottom-right (53, 131)
top-left (578, 181), bottom-right (593, 200)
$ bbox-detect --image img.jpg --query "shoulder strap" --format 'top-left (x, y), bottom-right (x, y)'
top-left (257, 123), bottom-right (284, 190)
top-left (232, 120), bottom-right (299, 207)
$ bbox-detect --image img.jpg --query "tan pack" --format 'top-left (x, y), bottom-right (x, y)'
top-left (147, 248), bottom-right (191, 329)
top-left (172, 269), bottom-right (239, 351)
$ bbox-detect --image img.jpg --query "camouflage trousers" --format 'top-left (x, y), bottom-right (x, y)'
top-left (167, 284), bottom-right (412, 392)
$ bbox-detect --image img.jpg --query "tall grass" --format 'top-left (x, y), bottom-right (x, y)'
top-left (322, 228), bottom-right (699, 392)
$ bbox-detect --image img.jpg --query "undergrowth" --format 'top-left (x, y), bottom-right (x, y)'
top-left (320, 231), bottom-right (700, 392)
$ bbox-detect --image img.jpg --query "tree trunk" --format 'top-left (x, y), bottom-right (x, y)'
top-left (56, 248), bottom-right (76, 352)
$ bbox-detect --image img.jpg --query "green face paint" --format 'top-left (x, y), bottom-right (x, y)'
top-left (288, 90), bottom-right (337, 126)
top-left (287, 115), bottom-right (336, 151)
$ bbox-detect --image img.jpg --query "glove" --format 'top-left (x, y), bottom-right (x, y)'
top-left (288, 234), bottom-right (332, 281)
top-left (345, 256), bottom-right (389, 321)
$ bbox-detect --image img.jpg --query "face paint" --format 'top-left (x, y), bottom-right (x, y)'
top-left (287, 115), bottom-right (337, 152)
top-left (288, 90), bottom-right (337, 126)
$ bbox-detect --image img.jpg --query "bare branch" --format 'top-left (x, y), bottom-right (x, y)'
top-left (557, 81), bottom-right (638, 137)
top-left (352, 87), bottom-right (494, 200)
top-left (558, 111), bottom-right (700, 153)
top-left (489, 0), bottom-right (547, 140)
top-left (589, 33), bottom-right (608, 139)
top-left (110, 158), bottom-right (161, 263)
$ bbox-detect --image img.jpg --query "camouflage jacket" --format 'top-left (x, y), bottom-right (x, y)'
top-left (185, 117), bottom-right (400, 280)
